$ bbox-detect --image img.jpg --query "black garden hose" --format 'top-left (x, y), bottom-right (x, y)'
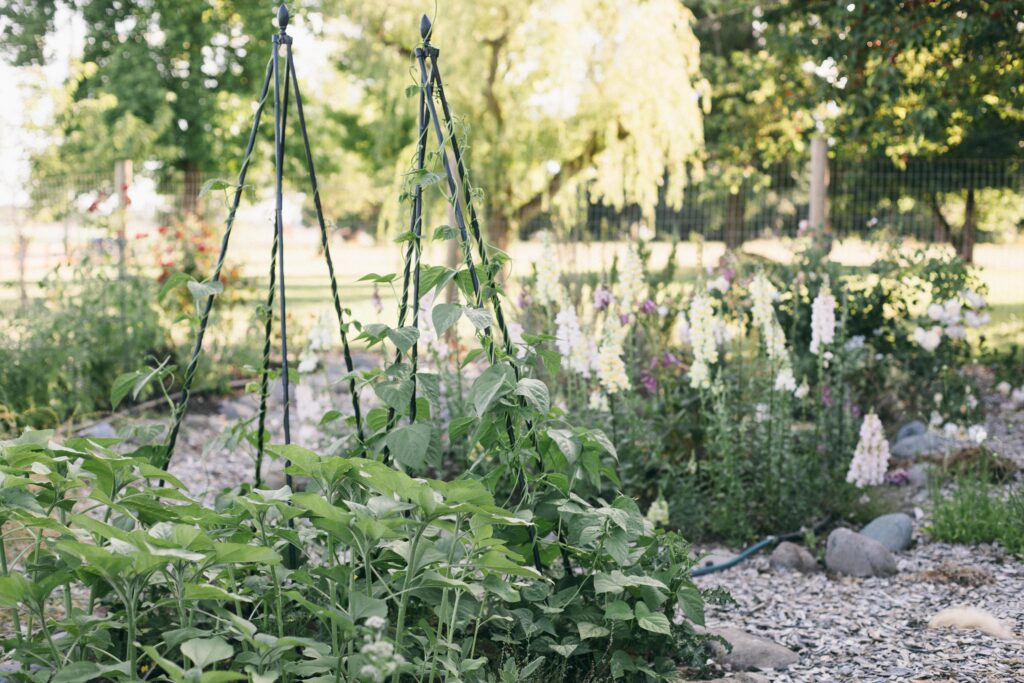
top-left (690, 517), bottom-right (832, 577)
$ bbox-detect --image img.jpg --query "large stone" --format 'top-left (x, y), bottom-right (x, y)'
top-left (906, 463), bottom-right (933, 490)
top-left (769, 542), bottom-right (819, 574)
top-left (825, 528), bottom-right (898, 577)
top-left (928, 606), bottom-right (1014, 640)
top-left (78, 421), bottom-right (117, 439)
top-left (861, 513), bottom-right (914, 552)
top-left (895, 420), bottom-right (927, 442)
top-left (706, 627), bottom-right (800, 671)
top-left (891, 432), bottom-right (956, 460)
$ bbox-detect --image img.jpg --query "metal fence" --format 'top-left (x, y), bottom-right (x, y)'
top-left (3, 157), bottom-right (1022, 303)
top-left (546, 157), bottom-right (1024, 245)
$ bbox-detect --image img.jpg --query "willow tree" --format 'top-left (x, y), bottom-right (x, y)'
top-left (330, 0), bottom-right (706, 245)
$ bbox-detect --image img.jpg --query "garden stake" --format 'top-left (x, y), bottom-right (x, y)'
top-left (163, 5), bottom-right (365, 487)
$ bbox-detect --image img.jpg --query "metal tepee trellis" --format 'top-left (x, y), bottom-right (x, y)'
top-left (162, 4), bottom-right (363, 487)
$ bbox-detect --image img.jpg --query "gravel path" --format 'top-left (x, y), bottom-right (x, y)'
top-left (695, 538), bottom-right (1024, 682)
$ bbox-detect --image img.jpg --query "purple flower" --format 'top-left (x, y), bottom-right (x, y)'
top-left (640, 299), bottom-right (657, 314)
top-left (662, 351), bottom-right (680, 368)
top-left (518, 290), bottom-right (533, 309)
top-left (640, 372), bottom-right (657, 395)
top-left (371, 285), bottom-right (384, 315)
top-left (593, 285), bottom-right (613, 311)
top-left (821, 384), bottom-right (833, 408)
top-left (885, 469), bottom-right (911, 486)
top-left (619, 313), bottom-right (631, 326)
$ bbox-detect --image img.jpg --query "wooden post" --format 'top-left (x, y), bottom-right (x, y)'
top-left (809, 136), bottom-right (828, 230)
top-left (113, 159), bottom-right (133, 279)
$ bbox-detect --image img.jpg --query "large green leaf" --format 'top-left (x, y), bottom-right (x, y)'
top-left (468, 365), bottom-right (514, 417)
top-left (0, 574), bottom-right (29, 607)
top-left (385, 423), bottom-right (432, 469)
top-left (677, 585), bottom-right (705, 625)
top-left (211, 543), bottom-right (281, 565)
top-left (431, 303), bottom-right (462, 336)
top-left (463, 307), bottom-right (492, 330)
top-left (604, 600), bottom-right (634, 621)
top-left (514, 378), bottom-right (550, 414)
top-left (181, 637), bottom-right (234, 670)
top-left (387, 326), bottom-right (420, 353)
top-left (634, 602), bottom-right (672, 635)
top-left (374, 379), bottom-right (414, 412)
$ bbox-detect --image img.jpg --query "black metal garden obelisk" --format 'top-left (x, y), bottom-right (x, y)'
top-left (378, 15), bottom-right (544, 572)
top-left (161, 5), bottom-right (364, 487)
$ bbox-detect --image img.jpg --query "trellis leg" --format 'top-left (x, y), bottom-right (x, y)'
top-left (254, 230), bottom-right (279, 488)
top-left (288, 58), bottom-right (366, 445)
top-left (162, 56), bottom-right (274, 469)
top-left (429, 59), bottom-right (518, 364)
top-left (272, 15), bottom-right (294, 487)
top-left (383, 67), bottom-right (430, 441)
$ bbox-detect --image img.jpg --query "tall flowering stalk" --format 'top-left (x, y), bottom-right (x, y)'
top-left (615, 243), bottom-right (646, 313)
top-left (846, 412), bottom-right (890, 488)
top-left (749, 271), bottom-right (777, 331)
top-left (596, 312), bottom-right (630, 394)
top-left (534, 232), bottom-right (562, 307)
top-left (555, 294), bottom-right (593, 377)
top-left (688, 291), bottom-right (718, 389)
top-left (810, 279), bottom-right (836, 355)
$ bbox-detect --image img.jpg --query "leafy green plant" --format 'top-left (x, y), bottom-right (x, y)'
top-left (928, 465), bottom-right (1024, 557)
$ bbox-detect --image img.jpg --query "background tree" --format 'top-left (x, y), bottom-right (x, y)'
top-left (761, 0), bottom-right (1024, 261)
top-left (1, 0), bottom-right (295, 211)
top-left (327, 0), bottom-right (707, 246)
top-left (691, 0), bottom-right (816, 248)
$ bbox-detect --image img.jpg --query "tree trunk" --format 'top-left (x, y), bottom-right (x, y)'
top-left (929, 192), bottom-right (950, 244)
top-left (183, 163), bottom-right (202, 216)
top-left (724, 189), bottom-right (745, 250)
top-left (959, 187), bottom-right (976, 264)
top-left (488, 210), bottom-right (511, 252)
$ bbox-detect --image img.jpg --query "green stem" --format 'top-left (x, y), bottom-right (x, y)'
top-left (0, 532), bottom-right (23, 647)
top-left (392, 519), bottom-right (430, 683)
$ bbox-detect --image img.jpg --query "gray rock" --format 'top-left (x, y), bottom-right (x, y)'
top-left (219, 399), bottom-right (252, 421)
top-left (706, 626), bottom-right (800, 671)
top-left (769, 542), bottom-right (819, 574)
top-left (78, 421), bottom-right (117, 439)
top-left (825, 528), bottom-right (898, 577)
top-left (906, 463), bottom-right (933, 490)
top-left (704, 675), bottom-right (769, 683)
top-left (861, 513), bottom-right (914, 552)
top-left (896, 420), bottom-right (927, 442)
top-left (891, 432), bottom-right (956, 460)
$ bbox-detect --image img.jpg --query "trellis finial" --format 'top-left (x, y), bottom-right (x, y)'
top-left (277, 4), bottom-right (290, 33)
top-left (420, 15), bottom-right (432, 42)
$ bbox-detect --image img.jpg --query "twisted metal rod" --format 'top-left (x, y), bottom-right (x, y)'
top-left (272, 30), bottom-right (295, 493)
top-left (254, 228), bottom-right (279, 488)
top-left (382, 65), bottom-right (430, 443)
top-left (162, 56), bottom-right (274, 468)
top-left (288, 56), bottom-right (365, 445)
